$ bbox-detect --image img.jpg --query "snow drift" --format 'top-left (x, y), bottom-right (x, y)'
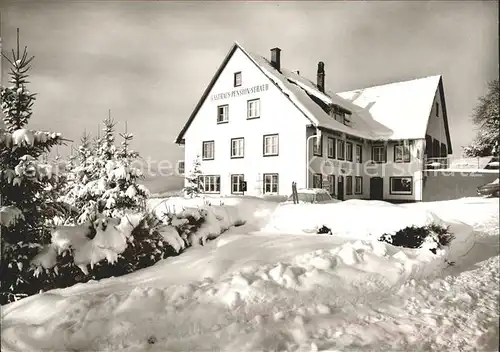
top-left (1, 198), bottom-right (495, 352)
top-left (262, 199), bottom-right (447, 237)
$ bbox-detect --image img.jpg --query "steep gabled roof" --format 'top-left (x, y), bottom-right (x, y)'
top-left (176, 42), bottom-right (450, 149)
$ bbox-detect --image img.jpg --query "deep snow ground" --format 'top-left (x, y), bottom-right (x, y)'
top-left (1, 197), bottom-right (499, 352)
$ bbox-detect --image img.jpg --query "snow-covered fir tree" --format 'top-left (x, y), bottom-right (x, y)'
top-left (0, 31), bottom-right (64, 304)
top-left (183, 155), bottom-right (203, 197)
top-left (64, 116), bottom-right (149, 223)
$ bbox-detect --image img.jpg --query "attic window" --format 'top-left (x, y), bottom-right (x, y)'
top-left (435, 102), bottom-right (439, 117)
top-left (343, 114), bottom-right (352, 127)
top-left (234, 72), bottom-right (242, 87)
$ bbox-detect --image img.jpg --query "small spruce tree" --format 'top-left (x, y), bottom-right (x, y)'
top-left (183, 155), bottom-right (203, 197)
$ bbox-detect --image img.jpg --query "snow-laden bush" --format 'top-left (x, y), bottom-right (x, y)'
top-left (30, 211), bottom-right (183, 290)
top-left (378, 223), bottom-right (455, 254)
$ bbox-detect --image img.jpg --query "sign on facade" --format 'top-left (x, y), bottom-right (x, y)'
top-left (210, 83), bottom-right (269, 101)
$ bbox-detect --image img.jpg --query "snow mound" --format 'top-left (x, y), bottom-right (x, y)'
top-left (262, 199), bottom-right (445, 238)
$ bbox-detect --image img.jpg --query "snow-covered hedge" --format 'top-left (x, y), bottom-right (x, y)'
top-left (28, 199), bottom-right (247, 293)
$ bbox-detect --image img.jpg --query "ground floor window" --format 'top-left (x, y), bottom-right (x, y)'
top-left (390, 176), bottom-right (413, 195)
top-left (355, 176), bottom-right (363, 194)
top-left (231, 174), bottom-right (245, 194)
top-left (313, 173), bottom-right (322, 188)
top-left (329, 174), bottom-right (335, 195)
top-left (198, 175), bottom-right (220, 193)
top-left (346, 176), bottom-right (353, 195)
top-left (263, 173), bottom-right (279, 194)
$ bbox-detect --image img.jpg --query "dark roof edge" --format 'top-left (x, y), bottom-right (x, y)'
top-left (438, 77), bottom-right (453, 154)
top-left (174, 43), bottom-right (239, 144)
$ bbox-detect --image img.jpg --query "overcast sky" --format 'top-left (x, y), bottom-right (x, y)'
top-left (1, 0), bottom-right (498, 164)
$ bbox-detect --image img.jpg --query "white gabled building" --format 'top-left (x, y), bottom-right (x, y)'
top-left (175, 42), bottom-right (452, 202)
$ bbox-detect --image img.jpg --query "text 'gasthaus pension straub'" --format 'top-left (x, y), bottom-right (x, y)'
top-left (210, 83), bottom-right (269, 101)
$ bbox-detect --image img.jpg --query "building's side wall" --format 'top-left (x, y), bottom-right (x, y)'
top-left (422, 171), bottom-right (499, 201)
top-left (183, 47), bottom-right (307, 197)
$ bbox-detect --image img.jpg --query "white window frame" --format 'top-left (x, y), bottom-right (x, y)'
top-left (346, 142), bottom-right (353, 162)
top-left (355, 176), bottom-right (363, 194)
top-left (343, 114), bottom-right (352, 127)
top-left (390, 176), bottom-right (413, 195)
top-left (355, 144), bottom-right (362, 163)
top-left (263, 134), bottom-right (279, 156)
top-left (337, 140), bottom-right (345, 160)
top-left (230, 138), bottom-right (244, 159)
top-left (372, 146), bottom-right (386, 163)
top-left (198, 175), bottom-right (221, 193)
top-left (234, 71), bottom-right (242, 87)
top-left (247, 99), bottom-right (260, 119)
top-left (202, 141), bottom-right (214, 160)
top-left (313, 173), bottom-right (322, 188)
top-left (346, 176), bottom-right (353, 195)
top-left (231, 174), bottom-right (244, 194)
top-left (327, 137), bottom-right (335, 158)
top-left (394, 144), bottom-right (411, 163)
top-left (177, 160), bottom-right (185, 176)
top-left (217, 105), bottom-right (229, 124)
top-left (263, 173), bottom-right (279, 194)
top-left (313, 135), bottom-right (323, 156)
top-left (329, 174), bottom-right (335, 195)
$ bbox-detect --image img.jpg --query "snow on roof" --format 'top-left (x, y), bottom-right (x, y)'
top-left (245, 50), bottom-right (391, 140)
top-left (337, 75), bottom-right (442, 140)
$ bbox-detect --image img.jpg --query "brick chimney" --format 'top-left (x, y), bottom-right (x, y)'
top-left (317, 61), bottom-right (325, 93)
top-left (270, 47), bottom-right (281, 71)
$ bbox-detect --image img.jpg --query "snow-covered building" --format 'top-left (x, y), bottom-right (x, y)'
top-left (175, 42), bottom-right (452, 202)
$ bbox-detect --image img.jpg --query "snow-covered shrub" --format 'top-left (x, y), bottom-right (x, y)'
top-left (379, 223), bottom-right (454, 254)
top-left (30, 211), bottom-right (183, 290)
top-left (0, 36), bottom-right (65, 305)
top-left (162, 207), bottom-right (208, 246)
top-left (316, 225), bottom-right (332, 235)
